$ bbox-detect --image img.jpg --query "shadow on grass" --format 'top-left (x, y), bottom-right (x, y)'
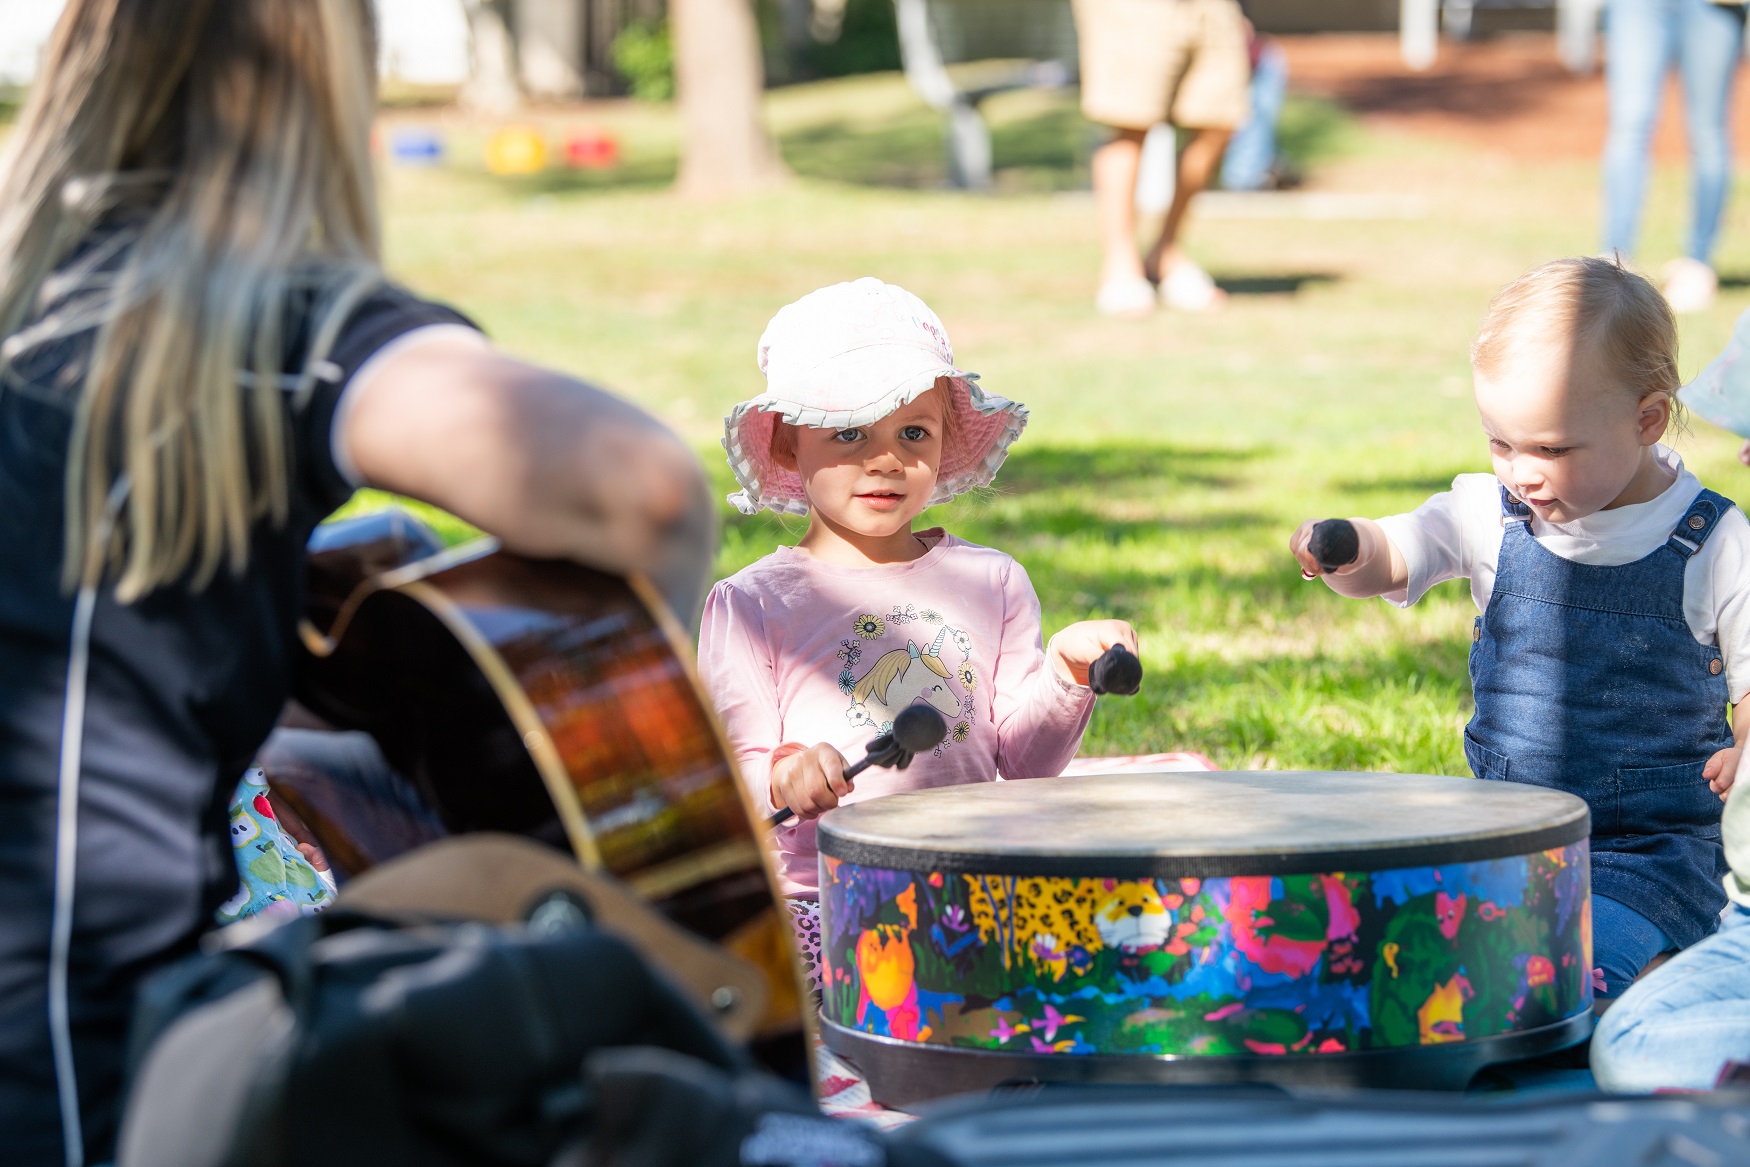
top-left (1091, 636), bottom-right (1473, 772)
top-left (1015, 559), bottom-right (1323, 622)
top-left (995, 506), bottom-right (1272, 537)
top-left (1215, 273), bottom-right (1339, 297)
top-left (1276, 95), bottom-right (1363, 170)
top-left (992, 444), bottom-right (1263, 494)
top-left (1333, 473), bottom-right (1468, 494)
top-left (780, 103), bottom-right (1085, 190)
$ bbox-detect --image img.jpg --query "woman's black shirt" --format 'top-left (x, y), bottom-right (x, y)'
top-left (0, 266), bottom-right (474, 1165)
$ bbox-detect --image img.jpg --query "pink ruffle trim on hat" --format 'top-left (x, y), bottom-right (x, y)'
top-left (722, 373), bottom-right (1028, 517)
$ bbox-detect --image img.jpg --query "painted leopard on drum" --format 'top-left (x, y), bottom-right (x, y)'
top-left (964, 876), bottom-right (1176, 974)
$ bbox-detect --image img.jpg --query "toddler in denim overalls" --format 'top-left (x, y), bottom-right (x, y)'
top-left (1291, 257), bottom-right (1750, 1002)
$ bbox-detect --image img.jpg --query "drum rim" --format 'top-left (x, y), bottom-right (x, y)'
top-left (817, 771), bottom-right (1591, 877)
top-left (821, 1011), bottom-right (1595, 1101)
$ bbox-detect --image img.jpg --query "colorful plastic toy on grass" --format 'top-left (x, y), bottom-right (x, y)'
top-left (564, 129), bottom-right (621, 170)
top-left (817, 772), bottom-right (1592, 1108)
top-left (389, 128), bottom-right (445, 166)
top-left (485, 125), bottom-right (549, 176)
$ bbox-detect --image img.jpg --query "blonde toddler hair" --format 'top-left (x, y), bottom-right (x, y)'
top-left (1470, 257), bottom-right (1683, 428)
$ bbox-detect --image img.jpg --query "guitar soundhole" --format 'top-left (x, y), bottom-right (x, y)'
top-left (371, 595), bottom-right (564, 839)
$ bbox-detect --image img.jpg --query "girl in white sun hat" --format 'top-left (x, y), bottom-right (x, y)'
top-left (699, 277), bottom-right (1138, 991)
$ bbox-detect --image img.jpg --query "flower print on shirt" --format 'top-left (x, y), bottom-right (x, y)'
top-left (843, 610), bottom-right (977, 753)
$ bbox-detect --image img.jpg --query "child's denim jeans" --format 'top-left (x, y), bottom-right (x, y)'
top-left (1592, 903), bottom-right (1750, 1091)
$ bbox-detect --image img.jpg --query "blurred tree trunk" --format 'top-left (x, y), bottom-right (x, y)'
top-left (671, 0), bottom-right (788, 197)
top-left (461, 0), bottom-right (521, 115)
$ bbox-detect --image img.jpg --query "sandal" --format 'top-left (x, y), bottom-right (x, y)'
top-left (1662, 257), bottom-right (1718, 314)
top-left (1095, 276), bottom-right (1157, 318)
top-left (1159, 259), bottom-right (1226, 312)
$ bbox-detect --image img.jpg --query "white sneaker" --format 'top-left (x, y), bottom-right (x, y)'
top-left (1096, 276), bottom-right (1157, 318)
top-left (1159, 259), bottom-right (1227, 312)
top-left (1662, 257), bottom-right (1718, 314)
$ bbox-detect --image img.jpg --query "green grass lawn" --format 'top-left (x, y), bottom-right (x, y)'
top-left (376, 71), bottom-right (1750, 774)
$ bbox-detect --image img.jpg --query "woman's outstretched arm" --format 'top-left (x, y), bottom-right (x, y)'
top-left (340, 332), bottom-right (717, 624)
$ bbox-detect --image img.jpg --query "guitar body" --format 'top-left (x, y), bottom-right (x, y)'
top-left (273, 509), bottom-right (801, 1039)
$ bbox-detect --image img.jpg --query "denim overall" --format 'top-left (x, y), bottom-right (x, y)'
top-left (1466, 485), bottom-right (1733, 962)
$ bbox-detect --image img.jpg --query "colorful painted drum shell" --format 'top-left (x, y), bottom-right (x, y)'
top-left (816, 774), bottom-right (1593, 1094)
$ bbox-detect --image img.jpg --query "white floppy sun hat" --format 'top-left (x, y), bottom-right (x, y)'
top-left (723, 277), bottom-right (1028, 516)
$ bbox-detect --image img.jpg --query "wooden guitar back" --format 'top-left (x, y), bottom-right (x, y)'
top-left (275, 510), bottom-right (800, 1037)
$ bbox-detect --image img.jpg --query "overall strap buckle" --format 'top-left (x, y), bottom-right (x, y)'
top-left (1665, 488), bottom-right (1736, 559)
top-left (1497, 482), bottom-right (1531, 526)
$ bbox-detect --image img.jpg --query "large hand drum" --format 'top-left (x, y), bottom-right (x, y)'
top-left (817, 772), bottom-right (1592, 1105)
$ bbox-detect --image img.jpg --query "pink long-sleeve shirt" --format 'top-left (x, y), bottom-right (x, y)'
top-left (699, 529), bottom-right (1095, 898)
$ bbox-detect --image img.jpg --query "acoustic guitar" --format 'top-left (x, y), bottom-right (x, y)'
top-left (264, 508), bottom-right (803, 1045)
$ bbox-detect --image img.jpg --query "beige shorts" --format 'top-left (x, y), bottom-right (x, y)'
top-left (1073, 0), bottom-right (1251, 131)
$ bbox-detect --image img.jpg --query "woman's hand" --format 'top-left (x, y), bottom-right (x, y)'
top-left (1049, 619), bottom-right (1139, 687)
top-left (770, 743), bottom-right (854, 821)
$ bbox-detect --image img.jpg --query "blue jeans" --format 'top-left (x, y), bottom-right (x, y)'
top-left (1593, 893), bottom-right (1675, 999)
top-left (1222, 41), bottom-right (1289, 192)
top-left (1602, 0), bottom-right (1746, 263)
top-left (1593, 902), bottom-right (1750, 1090)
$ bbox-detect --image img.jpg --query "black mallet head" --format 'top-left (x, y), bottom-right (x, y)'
top-left (891, 705), bottom-right (950, 756)
top-left (1309, 519), bottom-right (1360, 574)
top-left (1088, 644), bottom-right (1143, 696)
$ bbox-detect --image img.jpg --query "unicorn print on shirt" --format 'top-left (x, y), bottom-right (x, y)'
top-left (839, 605), bottom-right (978, 752)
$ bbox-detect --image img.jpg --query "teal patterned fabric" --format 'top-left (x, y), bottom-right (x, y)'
top-left (216, 767), bottom-right (336, 924)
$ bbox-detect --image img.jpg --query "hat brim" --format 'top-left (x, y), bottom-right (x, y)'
top-left (722, 369), bottom-right (1028, 517)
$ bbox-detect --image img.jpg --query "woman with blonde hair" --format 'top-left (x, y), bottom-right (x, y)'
top-left (0, 2), bottom-right (713, 1162)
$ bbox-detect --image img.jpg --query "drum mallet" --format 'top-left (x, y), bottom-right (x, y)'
top-left (1301, 518), bottom-right (1360, 580)
top-left (767, 705), bottom-right (948, 827)
top-left (1088, 644), bottom-right (1143, 696)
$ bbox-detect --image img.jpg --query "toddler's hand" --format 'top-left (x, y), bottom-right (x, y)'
top-left (1705, 744), bottom-right (1745, 802)
top-left (770, 743), bottom-right (853, 821)
top-left (1050, 620), bottom-right (1139, 688)
top-left (1290, 518), bottom-right (1362, 578)
top-left (1739, 440), bottom-right (1750, 468)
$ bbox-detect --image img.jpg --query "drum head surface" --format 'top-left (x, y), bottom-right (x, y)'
top-left (817, 771), bottom-right (1589, 876)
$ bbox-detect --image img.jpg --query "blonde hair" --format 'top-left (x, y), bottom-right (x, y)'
top-left (851, 646), bottom-right (951, 705)
top-left (770, 378), bottom-right (960, 466)
top-left (1471, 257), bottom-right (1683, 427)
top-left (0, 0), bottom-right (382, 600)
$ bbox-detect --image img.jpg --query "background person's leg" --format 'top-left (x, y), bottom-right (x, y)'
top-left (1593, 904), bottom-right (1750, 1091)
top-left (1147, 126), bottom-right (1233, 284)
top-left (1601, 0), bottom-right (1676, 258)
top-left (1221, 41), bottom-right (1289, 192)
top-left (1592, 892), bottom-right (1676, 1002)
top-left (1093, 129), bottom-right (1150, 285)
top-left (1675, 0), bottom-right (1743, 273)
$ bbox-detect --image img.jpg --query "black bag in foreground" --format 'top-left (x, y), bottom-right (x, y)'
top-left (116, 911), bottom-right (947, 1167)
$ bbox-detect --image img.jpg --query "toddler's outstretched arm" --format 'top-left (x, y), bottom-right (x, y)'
top-left (1289, 517), bottom-right (1410, 599)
